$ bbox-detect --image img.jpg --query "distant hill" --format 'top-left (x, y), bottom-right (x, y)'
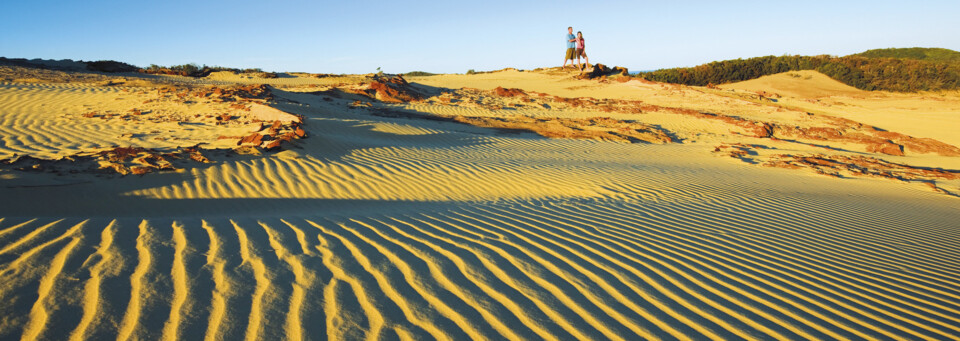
top-left (852, 47), bottom-right (960, 62)
top-left (635, 48), bottom-right (960, 92)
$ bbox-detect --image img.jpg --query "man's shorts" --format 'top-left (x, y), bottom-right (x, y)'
top-left (565, 48), bottom-right (576, 60)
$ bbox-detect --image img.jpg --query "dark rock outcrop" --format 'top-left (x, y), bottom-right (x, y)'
top-left (577, 64), bottom-right (629, 80)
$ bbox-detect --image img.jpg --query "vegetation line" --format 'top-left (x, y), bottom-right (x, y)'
top-left (636, 48), bottom-right (960, 92)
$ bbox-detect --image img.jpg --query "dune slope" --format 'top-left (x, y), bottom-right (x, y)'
top-left (1, 67), bottom-right (959, 340)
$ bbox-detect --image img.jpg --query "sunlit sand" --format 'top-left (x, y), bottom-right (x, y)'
top-left (1, 64), bottom-right (958, 340)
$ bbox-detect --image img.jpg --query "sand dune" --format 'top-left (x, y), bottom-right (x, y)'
top-left (718, 71), bottom-right (960, 148)
top-left (718, 70), bottom-right (866, 99)
top-left (1, 66), bottom-right (959, 340)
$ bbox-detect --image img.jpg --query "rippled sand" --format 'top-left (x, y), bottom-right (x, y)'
top-left (1, 67), bottom-right (959, 340)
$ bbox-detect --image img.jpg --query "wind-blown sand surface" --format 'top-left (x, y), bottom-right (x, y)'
top-left (1, 64), bottom-right (959, 340)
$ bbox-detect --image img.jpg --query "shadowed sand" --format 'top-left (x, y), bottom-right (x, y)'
top-left (1, 65), bottom-right (959, 340)
top-left (2, 198), bottom-right (959, 340)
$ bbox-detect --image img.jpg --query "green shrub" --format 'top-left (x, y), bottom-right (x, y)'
top-left (635, 52), bottom-right (960, 92)
top-left (86, 60), bottom-right (139, 73)
top-left (404, 71), bottom-right (437, 77)
top-left (853, 47), bottom-right (960, 62)
top-left (141, 63), bottom-right (251, 77)
top-left (177, 63), bottom-right (200, 76)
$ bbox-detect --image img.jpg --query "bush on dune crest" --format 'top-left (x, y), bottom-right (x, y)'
top-left (404, 71), bottom-right (437, 77)
top-left (637, 49), bottom-right (960, 92)
top-left (86, 60), bottom-right (139, 73)
top-left (141, 64), bottom-right (277, 78)
top-left (853, 47), bottom-right (960, 62)
top-left (143, 63), bottom-right (204, 77)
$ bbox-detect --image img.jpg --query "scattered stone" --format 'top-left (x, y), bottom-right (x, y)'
top-left (269, 120), bottom-right (283, 134)
top-left (264, 140), bottom-right (282, 151)
top-left (130, 166), bottom-right (152, 175)
top-left (238, 133), bottom-right (264, 146)
top-left (342, 74), bottom-right (426, 104)
top-left (233, 146), bottom-right (262, 155)
top-left (493, 87), bottom-right (527, 97)
top-left (867, 140), bottom-right (905, 156)
top-left (714, 145), bottom-right (959, 196)
top-left (449, 115), bottom-right (674, 144)
top-left (576, 63), bottom-right (629, 80)
top-left (185, 146), bottom-right (211, 163)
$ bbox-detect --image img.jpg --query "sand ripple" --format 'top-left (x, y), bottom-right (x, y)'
top-left (3, 69), bottom-right (960, 340)
top-left (1, 195), bottom-right (958, 340)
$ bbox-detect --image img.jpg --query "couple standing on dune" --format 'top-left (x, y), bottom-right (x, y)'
top-left (562, 26), bottom-right (590, 71)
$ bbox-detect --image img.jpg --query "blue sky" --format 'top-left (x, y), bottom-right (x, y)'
top-left (2, 0), bottom-right (959, 74)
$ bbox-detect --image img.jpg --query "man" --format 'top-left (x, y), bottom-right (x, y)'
top-left (562, 26), bottom-right (577, 70)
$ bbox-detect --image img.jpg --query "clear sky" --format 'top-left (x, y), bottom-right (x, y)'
top-left (2, 0), bottom-right (959, 74)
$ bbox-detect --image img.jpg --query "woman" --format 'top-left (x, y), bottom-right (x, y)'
top-left (575, 31), bottom-right (590, 71)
